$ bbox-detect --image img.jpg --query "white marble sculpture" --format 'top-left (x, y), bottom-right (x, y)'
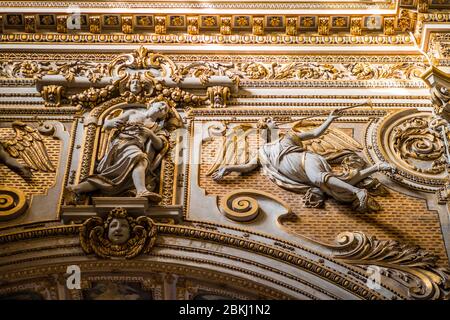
top-left (67, 101), bottom-right (180, 202)
top-left (212, 110), bottom-right (395, 212)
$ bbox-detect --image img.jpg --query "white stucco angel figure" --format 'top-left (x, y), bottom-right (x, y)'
top-left (211, 109), bottom-right (395, 212)
top-left (67, 100), bottom-right (182, 203)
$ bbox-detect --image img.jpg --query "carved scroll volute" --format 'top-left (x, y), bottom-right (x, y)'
top-left (219, 189), bottom-right (292, 222)
top-left (378, 110), bottom-right (448, 179)
top-left (0, 187), bottom-right (28, 221)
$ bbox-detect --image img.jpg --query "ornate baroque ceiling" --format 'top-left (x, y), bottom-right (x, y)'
top-left (0, 0), bottom-right (450, 302)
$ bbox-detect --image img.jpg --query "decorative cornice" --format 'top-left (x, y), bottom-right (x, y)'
top-left (0, 223), bottom-right (387, 300)
top-left (0, 1), bottom-right (398, 11)
top-left (0, 33), bottom-right (414, 46)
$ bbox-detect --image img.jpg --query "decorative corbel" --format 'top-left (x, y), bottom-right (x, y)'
top-left (187, 16), bottom-right (199, 35)
top-left (56, 15), bottom-right (68, 33)
top-left (207, 86), bottom-right (231, 108)
top-left (24, 15), bottom-right (36, 33)
top-left (220, 17), bottom-right (232, 35)
top-left (350, 17), bottom-right (362, 36)
top-left (252, 17), bottom-right (264, 36)
top-left (421, 66), bottom-right (450, 121)
top-left (286, 17), bottom-right (297, 36)
top-left (121, 16), bottom-right (133, 34)
top-left (318, 17), bottom-right (330, 35)
top-left (41, 85), bottom-right (66, 107)
top-left (89, 15), bottom-right (101, 34)
top-left (80, 207), bottom-right (157, 259)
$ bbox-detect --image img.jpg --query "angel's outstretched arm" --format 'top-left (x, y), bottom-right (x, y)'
top-left (296, 111), bottom-right (340, 141)
top-left (212, 156), bottom-right (260, 181)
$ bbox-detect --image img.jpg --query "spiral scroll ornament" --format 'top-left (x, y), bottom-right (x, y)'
top-left (392, 117), bottom-right (446, 175)
top-left (0, 186), bottom-right (28, 221)
top-left (219, 189), bottom-right (291, 222)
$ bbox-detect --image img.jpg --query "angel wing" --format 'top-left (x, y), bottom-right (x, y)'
top-left (292, 122), bottom-right (363, 162)
top-left (97, 109), bottom-right (123, 161)
top-left (2, 121), bottom-right (55, 172)
top-left (206, 124), bottom-right (254, 176)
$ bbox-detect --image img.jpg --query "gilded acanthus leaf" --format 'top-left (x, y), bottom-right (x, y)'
top-left (329, 231), bottom-right (450, 300)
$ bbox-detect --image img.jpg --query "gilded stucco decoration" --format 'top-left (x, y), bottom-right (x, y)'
top-left (210, 107), bottom-right (394, 212)
top-left (329, 231), bottom-right (450, 300)
top-left (392, 117), bottom-right (446, 175)
top-left (0, 187), bottom-right (27, 221)
top-left (0, 0), bottom-right (450, 302)
top-left (0, 121), bottom-right (55, 178)
top-left (374, 110), bottom-right (449, 188)
top-left (219, 189), bottom-right (292, 222)
top-left (234, 61), bottom-right (426, 81)
top-left (80, 207), bottom-right (157, 259)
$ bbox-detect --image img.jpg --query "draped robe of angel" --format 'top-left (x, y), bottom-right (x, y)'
top-left (211, 111), bottom-right (393, 211)
top-left (69, 102), bottom-right (171, 202)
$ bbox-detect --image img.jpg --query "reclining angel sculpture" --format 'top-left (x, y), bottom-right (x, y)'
top-left (211, 107), bottom-right (395, 212)
top-left (0, 121), bottom-right (55, 179)
top-left (66, 100), bottom-right (182, 203)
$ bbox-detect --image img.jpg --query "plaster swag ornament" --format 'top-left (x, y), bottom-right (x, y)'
top-left (211, 107), bottom-right (394, 212)
top-left (80, 207), bottom-right (157, 259)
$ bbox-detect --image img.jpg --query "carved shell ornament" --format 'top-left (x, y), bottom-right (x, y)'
top-left (80, 207), bottom-right (157, 259)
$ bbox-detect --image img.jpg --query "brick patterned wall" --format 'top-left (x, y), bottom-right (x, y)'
top-left (0, 127), bottom-right (61, 198)
top-left (198, 124), bottom-right (449, 266)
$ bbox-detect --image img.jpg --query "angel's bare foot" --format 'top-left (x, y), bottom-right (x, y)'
top-left (212, 167), bottom-right (229, 182)
top-left (64, 187), bottom-right (80, 205)
top-left (136, 190), bottom-right (162, 203)
top-left (355, 189), bottom-right (368, 212)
